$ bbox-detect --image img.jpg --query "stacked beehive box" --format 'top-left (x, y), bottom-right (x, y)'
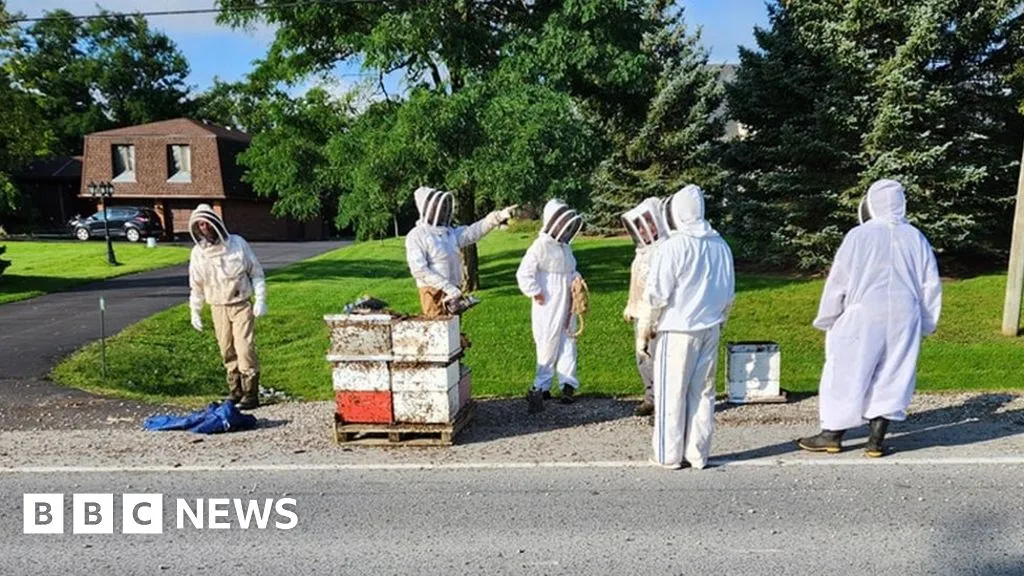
top-left (325, 313), bottom-right (472, 426)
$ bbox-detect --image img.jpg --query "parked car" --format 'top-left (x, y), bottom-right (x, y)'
top-left (70, 207), bottom-right (164, 242)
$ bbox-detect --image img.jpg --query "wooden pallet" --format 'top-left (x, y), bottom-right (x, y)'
top-left (333, 401), bottom-right (475, 446)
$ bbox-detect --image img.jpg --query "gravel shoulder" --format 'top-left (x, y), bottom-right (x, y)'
top-left (3, 392), bottom-right (1024, 470)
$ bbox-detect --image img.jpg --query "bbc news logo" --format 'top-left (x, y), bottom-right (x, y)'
top-left (23, 494), bottom-right (298, 534)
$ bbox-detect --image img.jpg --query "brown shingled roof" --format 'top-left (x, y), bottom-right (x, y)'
top-left (86, 118), bottom-right (251, 143)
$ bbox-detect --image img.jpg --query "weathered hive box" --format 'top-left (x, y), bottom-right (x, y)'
top-left (725, 341), bottom-right (785, 403)
top-left (324, 313), bottom-right (393, 361)
top-left (391, 316), bottom-right (461, 362)
top-left (391, 361), bottom-right (461, 424)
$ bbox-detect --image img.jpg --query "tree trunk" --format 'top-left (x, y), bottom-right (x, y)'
top-left (393, 213), bottom-right (399, 238)
top-left (459, 186), bottom-right (480, 292)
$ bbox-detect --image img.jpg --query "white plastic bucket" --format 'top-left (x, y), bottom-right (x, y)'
top-left (146, 237), bottom-right (158, 248)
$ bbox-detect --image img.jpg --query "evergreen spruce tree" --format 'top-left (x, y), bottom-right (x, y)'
top-left (589, 4), bottom-right (725, 232)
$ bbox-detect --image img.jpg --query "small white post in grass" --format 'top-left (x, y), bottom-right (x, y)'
top-left (1001, 139), bottom-right (1024, 336)
top-left (100, 296), bottom-right (107, 383)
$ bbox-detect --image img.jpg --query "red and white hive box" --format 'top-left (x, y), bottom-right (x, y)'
top-left (335, 391), bottom-right (393, 424)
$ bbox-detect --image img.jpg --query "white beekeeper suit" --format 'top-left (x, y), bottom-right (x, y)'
top-left (639, 185), bottom-right (734, 469)
top-left (622, 197), bottom-right (669, 416)
top-left (405, 186), bottom-right (516, 317)
top-left (798, 179), bottom-right (942, 457)
top-left (188, 203), bottom-right (266, 409)
top-left (517, 199), bottom-right (583, 411)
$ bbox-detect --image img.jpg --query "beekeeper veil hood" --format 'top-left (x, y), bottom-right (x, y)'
top-left (859, 179), bottom-right (907, 226)
top-left (414, 186), bottom-right (454, 227)
top-left (664, 185), bottom-right (717, 238)
top-left (189, 203), bottom-right (228, 246)
top-left (541, 199), bottom-right (582, 244)
top-left (622, 197), bottom-right (668, 247)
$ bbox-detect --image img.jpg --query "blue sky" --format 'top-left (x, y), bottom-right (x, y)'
top-left (9, 0), bottom-right (770, 92)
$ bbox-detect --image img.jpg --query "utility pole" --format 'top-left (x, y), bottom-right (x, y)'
top-left (1001, 140), bottom-right (1024, 336)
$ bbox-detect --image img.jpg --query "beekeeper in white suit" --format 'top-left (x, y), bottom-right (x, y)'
top-left (798, 179), bottom-right (942, 457)
top-left (405, 186), bottom-right (517, 317)
top-left (188, 203), bottom-right (267, 410)
top-left (517, 199), bottom-right (584, 413)
top-left (638, 185), bottom-right (734, 469)
top-left (622, 197), bottom-right (669, 418)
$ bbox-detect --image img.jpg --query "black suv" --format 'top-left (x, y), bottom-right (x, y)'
top-left (70, 207), bottom-right (164, 242)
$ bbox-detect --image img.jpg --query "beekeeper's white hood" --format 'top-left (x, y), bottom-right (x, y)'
top-left (622, 197), bottom-right (668, 248)
top-left (189, 203), bottom-right (229, 247)
top-left (858, 179), bottom-right (908, 226)
top-left (414, 186), bottom-right (454, 228)
top-left (541, 199), bottom-right (582, 244)
top-left (664, 185), bottom-right (717, 238)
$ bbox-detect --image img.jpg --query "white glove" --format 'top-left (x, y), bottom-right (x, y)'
top-left (497, 204), bottom-right (519, 224)
top-left (190, 309), bottom-right (203, 332)
top-left (253, 277), bottom-right (268, 318)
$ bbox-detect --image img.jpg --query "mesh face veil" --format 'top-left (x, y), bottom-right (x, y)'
top-left (858, 195), bottom-right (873, 224)
top-left (188, 205), bottom-right (228, 246)
top-left (423, 189), bottom-right (455, 227)
top-left (622, 198), bottom-right (667, 247)
top-left (543, 203), bottom-right (583, 244)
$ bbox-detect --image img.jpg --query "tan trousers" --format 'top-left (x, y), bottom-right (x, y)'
top-left (419, 287), bottom-right (446, 319)
top-left (212, 302), bottom-right (259, 378)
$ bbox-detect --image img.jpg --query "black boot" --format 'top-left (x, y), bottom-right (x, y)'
top-left (225, 373), bottom-right (243, 404)
top-left (797, 430), bottom-right (844, 453)
top-left (864, 417), bottom-right (890, 458)
top-left (236, 372), bottom-right (260, 410)
top-left (527, 389), bottom-right (545, 413)
top-left (560, 385), bottom-right (576, 404)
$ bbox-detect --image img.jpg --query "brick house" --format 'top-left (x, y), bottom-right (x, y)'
top-left (80, 118), bottom-right (327, 241)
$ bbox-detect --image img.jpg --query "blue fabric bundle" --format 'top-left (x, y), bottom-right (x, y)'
top-left (143, 401), bottom-right (258, 434)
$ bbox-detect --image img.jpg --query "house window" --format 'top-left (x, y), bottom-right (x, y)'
top-left (167, 144), bottom-right (192, 183)
top-left (111, 145), bottom-right (135, 183)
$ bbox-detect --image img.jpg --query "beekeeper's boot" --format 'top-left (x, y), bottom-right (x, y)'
top-left (225, 372), bottom-right (243, 405)
top-left (796, 430), bottom-right (844, 453)
top-left (237, 372), bottom-right (260, 410)
top-left (527, 388), bottom-right (545, 414)
top-left (864, 417), bottom-right (890, 458)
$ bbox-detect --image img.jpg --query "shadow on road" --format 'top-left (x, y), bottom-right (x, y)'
top-left (716, 393), bottom-right (1024, 462)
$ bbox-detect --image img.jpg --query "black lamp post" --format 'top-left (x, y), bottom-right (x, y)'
top-left (87, 181), bottom-right (118, 266)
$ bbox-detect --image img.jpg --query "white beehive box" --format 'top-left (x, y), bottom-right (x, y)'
top-left (331, 361), bottom-right (391, 392)
top-left (725, 342), bottom-right (785, 403)
top-left (324, 314), bottom-right (393, 361)
top-left (392, 384), bottom-right (461, 424)
top-left (391, 317), bottom-right (461, 362)
top-left (391, 361), bottom-right (461, 392)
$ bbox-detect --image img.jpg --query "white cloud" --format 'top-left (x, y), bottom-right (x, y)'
top-left (7, 0), bottom-right (274, 40)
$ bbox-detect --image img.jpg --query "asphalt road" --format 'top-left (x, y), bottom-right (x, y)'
top-left (0, 241), bottom-right (346, 430)
top-left (2, 464), bottom-right (1022, 575)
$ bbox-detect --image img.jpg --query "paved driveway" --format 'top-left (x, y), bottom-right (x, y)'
top-left (0, 241), bottom-right (347, 430)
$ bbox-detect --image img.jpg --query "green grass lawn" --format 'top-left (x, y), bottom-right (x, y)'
top-left (0, 241), bottom-right (191, 305)
top-left (51, 231), bottom-right (1024, 405)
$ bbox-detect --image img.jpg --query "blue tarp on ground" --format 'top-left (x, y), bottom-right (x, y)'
top-left (143, 401), bottom-right (258, 434)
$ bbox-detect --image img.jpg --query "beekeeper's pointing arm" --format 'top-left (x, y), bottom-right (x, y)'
top-left (454, 205), bottom-right (519, 248)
